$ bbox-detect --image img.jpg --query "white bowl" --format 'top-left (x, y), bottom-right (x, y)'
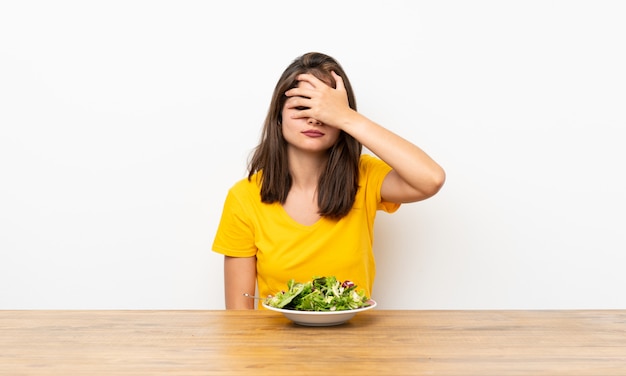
top-left (262, 300), bottom-right (377, 326)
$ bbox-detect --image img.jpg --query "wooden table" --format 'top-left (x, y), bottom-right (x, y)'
top-left (1, 310), bottom-right (625, 375)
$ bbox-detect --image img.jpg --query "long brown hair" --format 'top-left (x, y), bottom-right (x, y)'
top-left (248, 52), bottom-right (362, 220)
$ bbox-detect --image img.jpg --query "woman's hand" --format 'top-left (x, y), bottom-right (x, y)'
top-left (284, 71), bottom-right (356, 130)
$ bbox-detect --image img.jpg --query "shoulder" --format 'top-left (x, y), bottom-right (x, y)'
top-left (231, 172), bottom-right (261, 191)
top-left (359, 153), bottom-right (393, 176)
top-left (357, 154), bottom-right (400, 212)
top-left (225, 173), bottom-right (262, 203)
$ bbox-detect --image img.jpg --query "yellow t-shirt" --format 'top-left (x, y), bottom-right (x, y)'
top-left (212, 154), bottom-right (400, 304)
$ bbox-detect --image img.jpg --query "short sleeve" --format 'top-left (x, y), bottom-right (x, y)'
top-left (212, 185), bottom-right (258, 258)
top-left (360, 154), bottom-right (401, 213)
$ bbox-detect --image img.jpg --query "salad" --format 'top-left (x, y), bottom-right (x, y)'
top-left (264, 276), bottom-right (370, 311)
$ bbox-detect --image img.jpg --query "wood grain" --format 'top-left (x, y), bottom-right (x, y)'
top-left (1, 310), bottom-right (625, 375)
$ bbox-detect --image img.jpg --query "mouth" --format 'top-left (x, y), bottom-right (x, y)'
top-left (301, 130), bottom-right (325, 137)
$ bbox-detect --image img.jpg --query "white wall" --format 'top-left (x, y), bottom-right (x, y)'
top-left (1, 1), bottom-right (624, 309)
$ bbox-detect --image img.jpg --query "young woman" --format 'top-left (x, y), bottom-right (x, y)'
top-left (212, 52), bottom-right (445, 309)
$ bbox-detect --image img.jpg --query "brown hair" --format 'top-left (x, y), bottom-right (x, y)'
top-left (247, 52), bottom-right (362, 220)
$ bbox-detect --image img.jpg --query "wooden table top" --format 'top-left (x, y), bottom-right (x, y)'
top-left (1, 310), bottom-right (625, 375)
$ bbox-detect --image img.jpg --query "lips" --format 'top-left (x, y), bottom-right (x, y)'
top-left (302, 130), bottom-right (325, 137)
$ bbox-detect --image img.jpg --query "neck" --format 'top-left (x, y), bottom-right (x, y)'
top-left (287, 149), bottom-right (328, 190)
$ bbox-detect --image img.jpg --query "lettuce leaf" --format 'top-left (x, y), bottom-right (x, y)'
top-left (265, 276), bottom-right (369, 311)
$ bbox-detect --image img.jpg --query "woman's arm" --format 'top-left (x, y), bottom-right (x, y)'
top-left (343, 113), bottom-right (445, 203)
top-left (285, 72), bottom-right (445, 203)
top-left (224, 256), bottom-right (256, 309)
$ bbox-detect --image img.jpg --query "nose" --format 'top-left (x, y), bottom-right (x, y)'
top-left (307, 118), bottom-right (322, 126)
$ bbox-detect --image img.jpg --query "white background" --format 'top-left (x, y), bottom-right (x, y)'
top-left (1, 1), bottom-right (625, 309)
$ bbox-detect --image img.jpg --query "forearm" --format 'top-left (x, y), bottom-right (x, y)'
top-left (224, 256), bottom-right (256, 309)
